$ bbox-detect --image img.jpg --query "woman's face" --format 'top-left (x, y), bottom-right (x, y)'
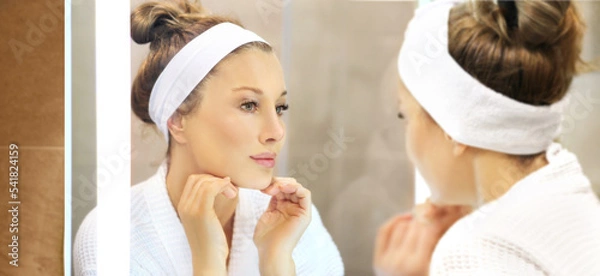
top-left (179, 48), bottom-right (287, 190)
top-left (396, 79), bottom-right (476, 205)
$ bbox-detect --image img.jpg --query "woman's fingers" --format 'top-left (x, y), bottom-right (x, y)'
top-left (178, 175), bottom-right (201, 210)
top-left (260, 177), bottom-right (312, 212)
top-left (277, 178), bottom-right (311, 210)
top-left (415, 205), bottom-right (469, 259)
top-left (261, 178), bottom-right (280, 195)
top-left (178, 174), bottom-right (237, 215)
top-left (197, 178), bottom-right (237, 212)
top-left (373, 203), bottom-right (471, 276)
top-left (389, 215), bottom-right (412, 248)
top-left (374, 213), bottom-right (412, 260)
top-left (262, 177), bottom-right (296, 194)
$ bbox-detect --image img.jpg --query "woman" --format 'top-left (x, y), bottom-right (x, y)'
top-left (374, 0), bottom-right (600, 275)
top-left (73, 1), bottom-right (343, 275)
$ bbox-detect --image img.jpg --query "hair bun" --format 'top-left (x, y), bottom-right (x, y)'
top-left (514, 1), bottom-right (576, 48)
top-left (131, 1), bottom-right (206, 45)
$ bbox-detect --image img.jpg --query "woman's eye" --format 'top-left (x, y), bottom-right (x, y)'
top-left (241, 101), bottom-right (258, 112)
top-left (276, 104), bottom-right (289, 115)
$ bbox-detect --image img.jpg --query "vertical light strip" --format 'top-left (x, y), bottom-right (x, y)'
top-left (414, 169), bottom-right (431, 204)
top-left (95, 0), bottom-right (131, 275)
top-left (414, 0), bottom-right (433, 204)
top-left (418, 0), bottom-right (432, 7)
top-left (64, 0), bottom-right (72, 274)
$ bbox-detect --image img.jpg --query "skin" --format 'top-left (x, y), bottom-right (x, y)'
top-left (372, 78), bottom-right (549, 276)
top-left (165, 48), bottom-right (311, 276)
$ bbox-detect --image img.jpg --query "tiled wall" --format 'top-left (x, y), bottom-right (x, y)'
top-left (0, 0), bottom-right (64, 274)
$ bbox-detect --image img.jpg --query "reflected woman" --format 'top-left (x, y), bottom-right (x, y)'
top-left (73, 1), bottom-right (343, 275)
top-left (374, 0), bottom-right (600, 275)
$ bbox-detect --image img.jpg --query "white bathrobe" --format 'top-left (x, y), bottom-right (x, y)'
top-left (73, 163), bottom-right (344, 276)
top-left (430, 143), bottom-right (600, 275)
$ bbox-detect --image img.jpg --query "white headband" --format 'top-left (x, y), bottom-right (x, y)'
top-left (398, 0), bottom-right (568, 155)
top-left (149, 23), bottom-right (268, 142)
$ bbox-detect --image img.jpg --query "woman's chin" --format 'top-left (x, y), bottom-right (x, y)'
top-left (231, 175), bottom-right (272, 190)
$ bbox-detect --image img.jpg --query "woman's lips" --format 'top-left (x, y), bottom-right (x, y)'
top-left (250, 152), bottom-right (276, 168)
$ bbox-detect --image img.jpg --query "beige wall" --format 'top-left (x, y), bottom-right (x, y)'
top-left (285, 1), bottom-right (416, 274)
top-left (71, 0), bottom-right (96, 246)
top-left (562, 1), bottom-right (600, 196)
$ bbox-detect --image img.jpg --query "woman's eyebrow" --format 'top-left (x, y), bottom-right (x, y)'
top-left (233, 86), bottom-right (263, 95)
top-left (232, 86), bottom-right (288, 98)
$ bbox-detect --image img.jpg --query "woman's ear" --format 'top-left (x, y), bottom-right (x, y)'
top-left (444, 133), bottom-right (468, 157)
top-left (167, 113), bottom-right (188, 145)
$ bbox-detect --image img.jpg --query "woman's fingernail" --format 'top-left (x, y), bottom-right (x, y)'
top-left (225, 187), bottom-right (236, 198)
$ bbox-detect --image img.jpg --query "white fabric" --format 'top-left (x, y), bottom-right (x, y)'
top-left (149, 23), bottom-right (268, 142)
top-left (430, 143), bottom-right (600, 275)
top-left (397, 0), bottom-right (569, 155)
top-left (73, 162), bottom-right (344, 276)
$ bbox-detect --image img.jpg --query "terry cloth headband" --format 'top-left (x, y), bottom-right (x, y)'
top-left (397, 0), bottom-right (568, 155)
top-left (149, 22), bottom-right (269, 142)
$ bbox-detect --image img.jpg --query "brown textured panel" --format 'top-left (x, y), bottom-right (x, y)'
top-left (0, 0), bottom-right (64, 147)
top-left (0, 0), bottom-right (64, 275)
top-left (0, 148), bottom-right (64, 275)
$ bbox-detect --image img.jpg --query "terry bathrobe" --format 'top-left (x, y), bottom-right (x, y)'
top-left (74, 162), bottom-right (344, 276)
top-left (430, 143), bottom-right (600, 275)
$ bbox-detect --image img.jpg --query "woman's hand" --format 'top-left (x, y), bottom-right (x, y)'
top-left (177, 174), bottom-right (238, 276)
top-left (373, 202), bottom-right (471, 276)
top-left (254, 177), bottom-right (312, 276)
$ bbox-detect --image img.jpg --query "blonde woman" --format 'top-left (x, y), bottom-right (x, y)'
top-left (73, 1), bottom-right (343, 275)
top-left (374, 0), bottom-right (600, 275)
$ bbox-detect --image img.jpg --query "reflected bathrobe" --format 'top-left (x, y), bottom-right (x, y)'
top-left (430, 143), bottom-right (600, 275)
top-left (73, 162), bottom-right (344, 276)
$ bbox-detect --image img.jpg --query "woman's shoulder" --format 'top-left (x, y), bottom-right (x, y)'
top-left (73, 207), bottom-right (98, 275)
top-left (73, 177), bottom-right (161, 261)
top-left (72, 183), bottom-right (173, 275)
top-left (432, 190), bottom-right (600, 274)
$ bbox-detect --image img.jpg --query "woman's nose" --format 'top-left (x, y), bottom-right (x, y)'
top-left (259, 111), bottom-right (285, 144)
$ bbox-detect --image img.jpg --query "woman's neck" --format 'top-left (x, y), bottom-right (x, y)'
top-left (473, 150), bottom-right (548, 205)
top-left (165, 150), bottom-right (239, 228)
